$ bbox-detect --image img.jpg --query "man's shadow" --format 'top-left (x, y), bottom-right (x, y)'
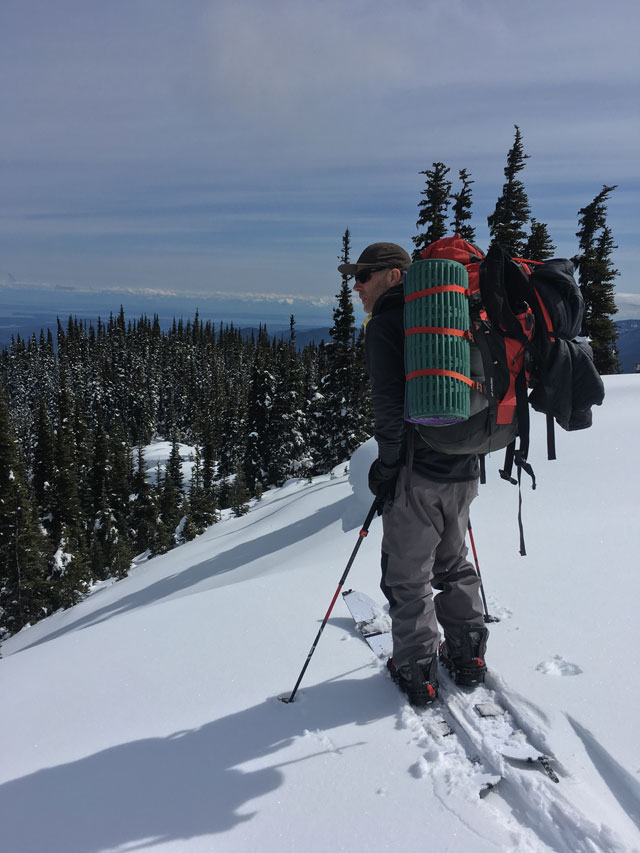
top-left (0, 672), bottom-right (394, 853)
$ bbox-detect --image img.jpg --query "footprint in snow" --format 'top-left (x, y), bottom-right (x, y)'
top-left (536, 655), bottom-right (583, 676)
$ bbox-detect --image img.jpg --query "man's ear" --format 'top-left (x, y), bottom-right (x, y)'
top-left (389, 268), bottom-right (402, 285)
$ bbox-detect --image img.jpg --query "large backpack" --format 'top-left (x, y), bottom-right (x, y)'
top-left (404, 235), bottom-right (605, 553)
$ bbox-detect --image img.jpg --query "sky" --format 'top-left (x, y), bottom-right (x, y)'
top-left (1, 0), bottom-right (639, 320)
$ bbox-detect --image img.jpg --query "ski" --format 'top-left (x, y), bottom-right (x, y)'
top-left (342, 589), bottom-right (558, 786)
top-left (342, 589), bottom-right (501, 796)
top-left (437, 671), bottom-right (560, 783)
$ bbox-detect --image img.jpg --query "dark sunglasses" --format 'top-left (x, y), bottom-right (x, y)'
top-left (354, 267), bottom-right (386, 284)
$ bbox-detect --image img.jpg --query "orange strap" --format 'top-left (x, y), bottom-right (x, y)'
top-left (406, 368), bottom-right (475, 387)
top-left (405, 285), bottom-right (468, 303)
top-left (405, 326), bottom-right (472, 339)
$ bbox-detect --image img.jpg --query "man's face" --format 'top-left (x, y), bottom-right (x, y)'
top-left (353, 268), bottom-right (395, 313)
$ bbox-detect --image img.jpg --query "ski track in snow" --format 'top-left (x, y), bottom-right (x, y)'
top-left (343, 596), bottom-right (639, 852)
top-left (439, 675), bottom-right (634, 853)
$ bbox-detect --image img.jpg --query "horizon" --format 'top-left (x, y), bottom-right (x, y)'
top-left (1, 0), bottom-right (638, 315)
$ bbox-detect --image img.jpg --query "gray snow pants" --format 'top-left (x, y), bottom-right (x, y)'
top-left (380, 466), bottom-right (484, 668)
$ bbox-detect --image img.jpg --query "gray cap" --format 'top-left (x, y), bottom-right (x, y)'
top-left (338, 242), bottom-right (411, 276)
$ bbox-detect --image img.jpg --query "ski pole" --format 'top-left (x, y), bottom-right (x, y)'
top-left (467, 518), bottom-right (500, 624)
top-left (281, 497), bottom-right (380, 703)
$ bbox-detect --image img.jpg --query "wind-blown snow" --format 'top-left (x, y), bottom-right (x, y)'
top-left (1, 375), bottom-right (639, 852)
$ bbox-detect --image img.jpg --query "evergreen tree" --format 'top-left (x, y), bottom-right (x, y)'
top-left (90, 411), bottom-right (110, 520)
top-left (575, 185), bottom-right (621, 374)
top-left (0, 385), bottom-right (50, 635)
top-left (244, 326), bottom-right (275, 492)
top-left (450, 168), bottom-right (476, 241)
top-left (96, 417), bottom-right (134, 578)
top-left (166, 435), bottom-right (184, 497)
top-left (487, 125), bottom-right (531, 256)
top-left (229, 463), bottom-right (250, 517)
top-left (50, 379), bottom-right (90, 605)
top-left (31, 395), bottom-right (56, 536)
top-left (353, 325), bottom-right (373, 440)
top-left (179, 494), bottom-right (197, 543)
top-left (318, 231), bottom-right (364, 470)
top-left (301, 341), bottom-right (324, 475)
top-left (523, 218), bottom-right (556, 262)
top-left (73, 396), bottom-right (94, 522)
top-left (187, 446), bottom-right (218, 533)
top-left (156, 442), bottom-right (183, 551)
top-left (265, 319), bottom-right (311, 485)
top-left (412, 162), bottom-right (452, 259)
top-left (130, 445), bottom-right (159, 554)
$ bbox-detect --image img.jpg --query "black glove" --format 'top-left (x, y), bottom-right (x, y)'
top-left (368, 459), bottom-right (400, 512)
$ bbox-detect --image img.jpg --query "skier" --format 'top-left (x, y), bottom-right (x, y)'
top-left (338, 242), bottom-right (488, 706)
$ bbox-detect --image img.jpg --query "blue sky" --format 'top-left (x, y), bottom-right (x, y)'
top-left (1, 0), bottom-right (639, 319)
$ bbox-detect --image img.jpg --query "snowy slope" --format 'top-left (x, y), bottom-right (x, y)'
top-left (1, 375), bottom-right (639, 853)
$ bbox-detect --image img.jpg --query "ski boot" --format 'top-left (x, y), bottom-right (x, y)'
top-left (387, 655), bottom-right (438, 707)
top-left (439, 626), bottom-right (488, 686)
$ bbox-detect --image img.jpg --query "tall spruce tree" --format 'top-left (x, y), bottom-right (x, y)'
top-left (265, 318), bottom-right (311, 485)
top-left (412, 162), bottom-right (452, 259)
top-left (187, 446), bottom-right (218, 533)
top-left (130, 445), bottom-right (159, 554)
top-left (0, 385), bottom-right (49, 635)
top-left (229, 462), bottom-right (250, 517)
top-left (319, 230), bottom-right (361, 470)
top-left (244, 325), bottom-right (275, 492)
top-left (31, 395), bottom-right (56, 538)
top-left (50, 379), bottom-right (90, 606)
top-left (450, 168), bottom-right (476, 241)
top-left (575, 185), bottom-right (621, 374)
top-left (523, 218), bottom-right (556, 262)
top-left (487, 125), bottom-right (531, 256)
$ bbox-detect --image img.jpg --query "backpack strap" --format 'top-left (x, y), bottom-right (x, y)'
top-left (546, 413), bottom-right (556, 461)
top-left (499, 441), bottom-right (517, 485)
top-left (479, 454), bottom-right (486, 485)
top-left (499, 372), bottom-right (536, 557)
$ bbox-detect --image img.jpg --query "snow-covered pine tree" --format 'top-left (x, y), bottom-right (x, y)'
top-left (50, 378), bottom-right (91, 606)
top-left (412, 162), bottom-right (452, 259)
top-left (318, 230), bottom-right (363, 471)
top-left (130, 444), bottom-right (159, 554)
top-left (31, 395), bottom-right (56, 540)
top-left (244, 325), bottom-right (275, 493)
top-left (104, 417), bottom-right (134, 574)
top-left (487, 125), bottom-right (532, 257)
top-left (302, 341), bottom-right (326, 474)
top-left (265, 317), bottom-right (311, 486)
top-left (229, 462), bottom-right (250, 517)
top-left (575, 185), bottom-right (621, 374)
top-left (186, 446), bottom-right (218, 534)
top-left (0, 384), bottom-right (50, 635)
top-left (155, 436), bottom-right (184, 551)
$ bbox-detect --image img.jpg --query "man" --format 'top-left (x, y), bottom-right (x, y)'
top-left (338, 242), bottom-right (488, 707)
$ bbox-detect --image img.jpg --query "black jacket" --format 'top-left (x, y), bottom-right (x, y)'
top-left (365, 284), bottom-right (479, 482)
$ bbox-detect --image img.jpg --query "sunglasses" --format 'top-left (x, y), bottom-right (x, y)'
top-left (354, 267), bottom-right (386, 284)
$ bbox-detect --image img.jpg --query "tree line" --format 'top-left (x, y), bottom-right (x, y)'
top-left (0, 280), bottom-right (370, 638)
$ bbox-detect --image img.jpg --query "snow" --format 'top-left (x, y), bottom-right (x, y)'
top-left (1, 374), bottom-right (640, 852)
top-left (141, 440), bottom-right (195, 489)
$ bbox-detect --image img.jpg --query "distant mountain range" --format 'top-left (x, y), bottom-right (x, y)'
top-left (267, 322), bottom-right (640, 372)
top-left (616, 319), bottom-right (640, 373)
